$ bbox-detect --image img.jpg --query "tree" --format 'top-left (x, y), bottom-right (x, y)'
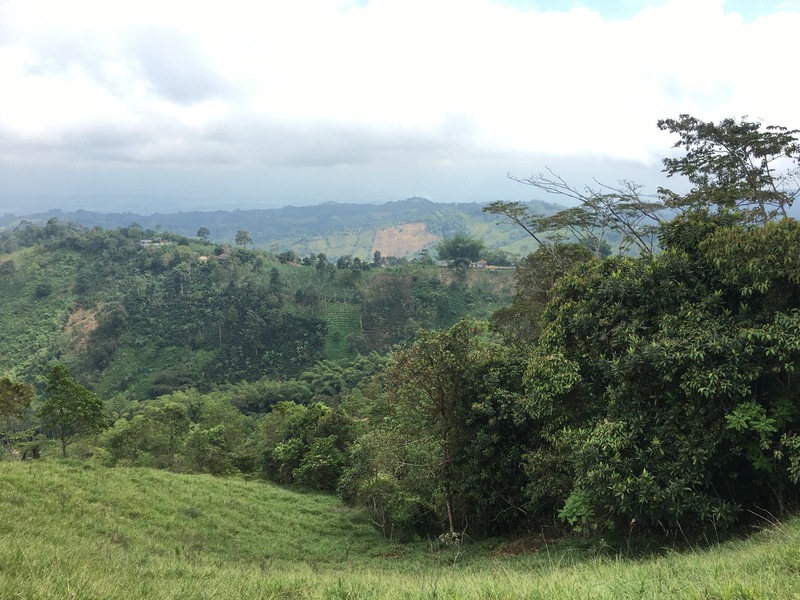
top-left (503, 116), bottom-right (800, 536)
top-left (0, 377), bottom-right (33, 422)
top-left (486, 173), bottom-right (664, 257)
top-left (384, 319), bottom-right (492, 536)
top-left (302, 254), bottom-right (317, 267)
top-left (106, 400), bottom-right (191, 469)
top-left (196, 227), bottom-right (211, 241)
top-left (277, 250), bottom-right (299, 264)
top-left (340, 320), bottom-right (534, 538)
top-left (182, 424), bottom-right (235, 475)
top-left (315, 253), bottom-right (333, 278)
top-left (39, 365), bottom-right (105, 457)
top-left (256, 401), bottom-right (354, 490)
top-left (491, 243), bottom-right (592, 343)
top-left (520, 214), bottom-right (800, 535)
top-left (435, 233), bottom-right (486, 262)
top-left (657, 114), bottom-right (800, 223)
top-left (235, 230), bottom-right (252, 249)
top-left (1, 377), bottom-right (35, 460)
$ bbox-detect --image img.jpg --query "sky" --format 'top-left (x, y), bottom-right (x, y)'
top-left (1, 0), bottom-right (799, 214)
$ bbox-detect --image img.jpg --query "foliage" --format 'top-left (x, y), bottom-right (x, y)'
top-left (234, 229), bottom-right (252, 249)
top-left (0, 220), bottom-right (510, 397)
top-left (226, 378), bottom-right (313, 414)
top-left (1, 197), bottom-right (549, 258)
top-left (7, 113), bottom-right (800, 553)
top-left (435, 232), bottom-right (486, 262)
top-left (183, 424), bottom-right (236, 475)
top-left (386, 320), bottom-right (493, 534)
top-left (658, 114), bottom-right (800, 223)
top-left (477, 116), bottom-right (800, 537)
top-left (486, 173), bottom-right (664, 256)
top-left (255, 401), bottom-right (355, 491)
top-left (341, 320), bottom-right (534, 539)
top-left (491, 242), bottom-right (593, 344)
top-left (39, 364), bottom-right (105, 457)
top-left (0, 377), bottom-right (36, 460)
top-left (522, 215), bottom-right (800, 535)
top-left (0, 376), bottom-right (33, 421)
top-left (298, 354), bottom-right (388, 403)
top-left (99, 400), bottom-right (191, 469)
top-left (98, 389), bottom-right (252, 473)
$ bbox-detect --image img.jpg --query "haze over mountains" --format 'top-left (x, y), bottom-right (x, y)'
top-left (0, 197), bottom-right (565, 259)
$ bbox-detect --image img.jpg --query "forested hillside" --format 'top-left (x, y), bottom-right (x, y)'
top-left (0, 221), bottom-right (512, 399)
top-left (3, 115), bottom-right (800, 561)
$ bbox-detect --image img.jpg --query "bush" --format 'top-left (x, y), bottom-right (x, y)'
top-left (34, 282), bottom-right (52, 299)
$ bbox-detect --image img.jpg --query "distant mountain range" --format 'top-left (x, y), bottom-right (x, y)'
top-left (0, 197), bottom-right (566, 259)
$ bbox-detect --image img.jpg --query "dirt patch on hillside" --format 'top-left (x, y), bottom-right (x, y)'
top-left (63, 306), bottom-right (100, 352)
top-left (372, 223), bottom-right (438, 258)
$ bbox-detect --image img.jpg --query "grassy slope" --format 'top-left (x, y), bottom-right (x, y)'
top-left (2, 461), bottom-right (800, 599)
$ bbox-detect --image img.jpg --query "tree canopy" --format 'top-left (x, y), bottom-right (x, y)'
top-left (435, 233), bottom-right (486, 262)
top-left (658, 114), bottom-right (800, 223)
top-left (39, 365), bottom-right (105, 457)
top-left (235, 230), bottom-right (252, 249)
top-left (0, 377), bottom-right (32, 422)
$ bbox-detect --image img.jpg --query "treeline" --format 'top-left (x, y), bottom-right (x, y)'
top-left (3, 115), bottom-right (800, 547)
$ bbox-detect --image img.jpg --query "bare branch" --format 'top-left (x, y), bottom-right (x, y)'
top-left (502, 169), bottom-right (666, 256)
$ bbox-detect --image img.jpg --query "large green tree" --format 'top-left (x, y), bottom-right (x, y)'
top-left (435, 232), bottom-right (486, 262)
top-left (485, 115), bottom-right (800, 537)
top-left (100, 401), bottom-right (190, 469)
top-left (387, 321), bottom-right (480, 535)
top-left (256, 401), bottom-right (354, 491)
top-left (491, 242), bottom-right (592, 344)
top-left (234, 230), bottom-right (252, 249)
top-left (524, 215), bottom-right (800, 534)
top-left (340, 319), bottom-right (534, 539)
top-left (39, 365), bottom-right (105, 457)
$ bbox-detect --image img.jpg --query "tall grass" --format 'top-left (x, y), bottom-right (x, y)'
top-left (2, 460), bottom-right (799, 599)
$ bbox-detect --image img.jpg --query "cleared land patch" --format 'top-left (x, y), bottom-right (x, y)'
top-left (372, 223), bottom-right (439, 258)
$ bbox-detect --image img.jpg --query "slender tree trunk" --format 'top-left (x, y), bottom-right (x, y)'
top-left (443, 428), bottom-right (456, 535)
top-left (446, 497), bottom-right (455, 535)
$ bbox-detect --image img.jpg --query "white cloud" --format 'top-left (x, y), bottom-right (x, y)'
top-left (0, 0), bottom-right (798, 201)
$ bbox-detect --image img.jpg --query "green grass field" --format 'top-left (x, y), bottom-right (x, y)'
top-left (2, 460), bottom-right (800, 599)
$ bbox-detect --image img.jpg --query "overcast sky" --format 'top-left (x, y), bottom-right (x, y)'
top-left (1, 0), bottom-right (798, 214)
